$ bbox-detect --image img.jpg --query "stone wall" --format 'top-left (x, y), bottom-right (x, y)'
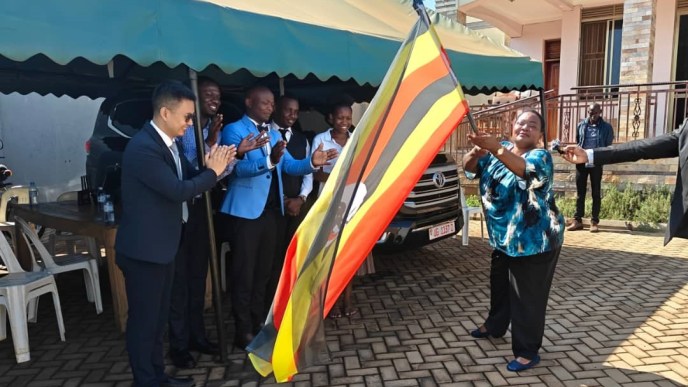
top-left (618, 0), bottom-right (656, 141)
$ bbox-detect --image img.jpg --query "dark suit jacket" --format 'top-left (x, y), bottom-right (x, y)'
top-left (115, 122), bottom-right (217, 264)
top-left (594, 119), bottom-right (688, 244)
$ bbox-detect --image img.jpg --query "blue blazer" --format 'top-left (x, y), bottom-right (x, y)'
top-left (219, 115), bottom-right (314, 219)
top-left (115, 122), bottom-right (217, 264)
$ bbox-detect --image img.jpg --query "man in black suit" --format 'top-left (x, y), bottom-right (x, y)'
top-left (115, 81), bottom-right (234, 387)
top-left (168, 77), bottom-right (224, 369)
top-left (265, 95), bottom-right (312, 315)
top-left (563, 118), bottom-right (688, 244)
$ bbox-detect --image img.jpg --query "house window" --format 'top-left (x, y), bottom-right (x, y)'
top-left (579, 5), bottom-right (623, 87)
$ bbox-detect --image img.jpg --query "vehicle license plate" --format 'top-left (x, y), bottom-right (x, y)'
top-left (429, 221), bottom-right (455, 240)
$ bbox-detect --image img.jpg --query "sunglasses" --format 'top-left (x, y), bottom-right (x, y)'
top-left (183, 113), bottom-right (196, 122)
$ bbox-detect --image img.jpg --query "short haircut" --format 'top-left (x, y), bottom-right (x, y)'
top-left (245, 85), bottom-right (273, 100)
top-left (276, 94), bottom-right (299, 106)
top-left (197, 76), bottom-right (219, 89)
top-left (516, 109), bottom-right (545, 133)
top-left (330, 103), bottom-right (352, 116)
top-left (152, 81), bottom-right (196, 115)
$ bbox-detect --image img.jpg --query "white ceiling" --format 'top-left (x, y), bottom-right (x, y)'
top-left (458, 0), bottom-right (623, 37)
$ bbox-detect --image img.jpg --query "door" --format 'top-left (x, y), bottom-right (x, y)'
top-left (675, 14), bottom-right (688, 129)
top-left (544, 40), bottom-right (560, 142)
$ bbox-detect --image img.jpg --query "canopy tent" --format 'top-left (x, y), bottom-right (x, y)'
top-left (0, 0), bottom-right (542, 101)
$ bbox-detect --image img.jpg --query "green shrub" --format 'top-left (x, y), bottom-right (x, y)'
top-left (554, 184), bottom-right (672, 225)
top-left (635, 186), bottom-right (672, 224)
top-left (555, 196), bottom-right (576, 218)
top-left (465, 194), bottom-right (481, 208)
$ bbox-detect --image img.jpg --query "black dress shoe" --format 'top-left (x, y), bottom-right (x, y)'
top-left (170, 351), bottom-right (197, 369)
top-left (160, 375), bottom-right (196, 387)
top-left (233, 333), bottom-right (254, 350)
top-left (189, 339), bottom-right (220, 355)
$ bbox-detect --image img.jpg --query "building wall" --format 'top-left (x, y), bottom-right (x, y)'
top-left (435, 0), bottom-right (457, 21)
top-left (651, 0), bottom-right (677, 84)
top-left (559, 6), bottom-right (582, 95)
top-left (510, 20), bottom-right (562, 62)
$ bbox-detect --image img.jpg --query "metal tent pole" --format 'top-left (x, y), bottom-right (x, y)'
top-left (188, 68), bottom-right (227, 362)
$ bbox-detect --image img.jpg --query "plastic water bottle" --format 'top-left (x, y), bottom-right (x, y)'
top-left (97, 187), bottom-right (106, 212)
top-left (103, 195), bottom-right (115, 224)
top-left (29, 181), bottom-right (38, 206)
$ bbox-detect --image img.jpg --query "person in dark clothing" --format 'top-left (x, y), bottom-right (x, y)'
top-left (564, 118), bottom-right (688, 245)
top-left (567, 103), bottom-right (614, 233)
top-left (115, 81), bottom-right (234, 387)
top-left (265, 95), bottom-right (313, 315)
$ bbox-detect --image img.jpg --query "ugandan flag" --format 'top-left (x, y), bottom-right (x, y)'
top-left (247, 8), bottom-right (469, 382)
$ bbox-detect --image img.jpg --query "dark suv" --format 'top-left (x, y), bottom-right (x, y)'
top-left (85, 91), bottom-right (152, 202)
top-left (85, 92), bottom-right (463, 249)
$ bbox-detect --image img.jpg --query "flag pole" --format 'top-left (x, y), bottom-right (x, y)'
top-left (413, 0), bottom-right (479, 135)
top-left (539, 88), bottom-right (548, 146)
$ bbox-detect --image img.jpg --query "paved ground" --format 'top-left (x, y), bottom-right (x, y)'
top-left (1, 221), bottom-right (688, 386)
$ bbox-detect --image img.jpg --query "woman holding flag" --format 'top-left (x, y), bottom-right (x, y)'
top-left (462, 109), bottom-right (564, 372)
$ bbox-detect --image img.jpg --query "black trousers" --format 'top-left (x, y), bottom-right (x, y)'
top-left (168, 200), bottom-right (210, 354)
top-left (265, 211), bottom-right (306, 316)
top-left (227, 208), bottom-right (280, 338)
top-left (574, 164), bottom-right (603, 223)
top-left (117, 253), bottom-right (175, 387)
top-left (483, 247), bottom-right (560, 360)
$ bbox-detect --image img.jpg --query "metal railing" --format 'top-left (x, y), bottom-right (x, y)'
top-left (446, 81), bottom-right (688, 159)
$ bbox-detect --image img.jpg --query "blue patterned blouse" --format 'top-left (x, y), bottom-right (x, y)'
top-left (466, 142), bottom-right (564, 257)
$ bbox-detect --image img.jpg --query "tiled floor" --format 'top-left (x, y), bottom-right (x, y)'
top-left (1, 221), bottom-right (687, 386)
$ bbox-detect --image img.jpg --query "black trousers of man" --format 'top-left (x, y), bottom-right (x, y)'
top-left (169, 200), bottom-right (211, 355)
top-left (574, 164), bottom-right (603, 224)
top-left (117, 253), bottom-right (175, 387)
top-left (227, 208), bottom-right (280, 342)
top-left (264, 210), bottom-right (307, 316)
top-left (483, 248), bottom-right (560, 360)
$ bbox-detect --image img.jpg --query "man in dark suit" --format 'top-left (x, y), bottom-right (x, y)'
top-left (169, 78), bottom-right (267, 369)
top-left (563, 118), bottom-right (688, 244)
top-left (219, 86), bottom-right (337, 349)
top-left (265, 95), bottom-right (312, 315)
top-left (116, 81), bottom-right (234, 387)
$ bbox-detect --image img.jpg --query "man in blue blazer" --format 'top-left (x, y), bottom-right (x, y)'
top-left (116, 81), bottom-right (235, 387)
top-left (219, 86), bottom-right (337, 349)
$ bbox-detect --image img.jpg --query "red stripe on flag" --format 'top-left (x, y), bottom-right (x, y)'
top-left (324, 100), bottom-right (469, 314)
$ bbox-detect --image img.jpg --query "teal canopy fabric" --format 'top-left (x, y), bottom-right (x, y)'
top-left (0, 0), bottom-right (543, 98)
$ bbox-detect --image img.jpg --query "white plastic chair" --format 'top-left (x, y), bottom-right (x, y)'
top-left (47, 191), bottom-right (101, 264)
top-left (0, 233), bottom-right (65, 363)
top-left (16, 217), bottom-right (103, 315)
top-left (0, 186), bottom-right (30, 249)
top-left (460, 187), bottom-right (484, 246)
top-left (220, 241), bottom-right (230, 292)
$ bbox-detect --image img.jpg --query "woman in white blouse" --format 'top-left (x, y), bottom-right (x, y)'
top-left (312, 104), bottom-right (375, 318)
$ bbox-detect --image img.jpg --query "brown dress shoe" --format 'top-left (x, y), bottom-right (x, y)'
top-left (567, 220), bottom-right (583, 231)
top-left (590, 222), bottom-right (599, 233)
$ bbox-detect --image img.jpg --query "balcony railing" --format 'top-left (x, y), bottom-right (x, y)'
top-left (445, 81), bottom-right (688, 159)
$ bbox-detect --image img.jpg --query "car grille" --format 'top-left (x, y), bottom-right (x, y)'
top-left (398, 164), bottom-right (460, 217)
